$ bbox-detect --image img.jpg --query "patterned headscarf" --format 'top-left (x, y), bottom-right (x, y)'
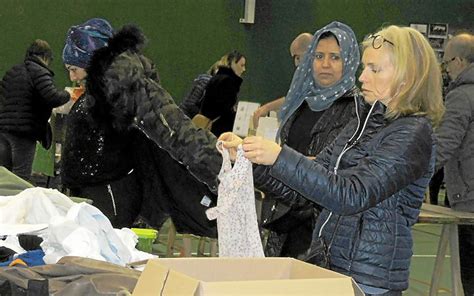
top-left (62, 18), bottom-right (114, 68)
top-left (278, 21), bottom-right (360, 136)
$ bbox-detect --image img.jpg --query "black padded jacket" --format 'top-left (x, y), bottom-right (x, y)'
top-left (0, 56), bottom-right (69, 146)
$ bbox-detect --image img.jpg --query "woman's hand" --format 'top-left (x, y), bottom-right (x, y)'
top-left (218, 132), bottom-right (243, 161)
top-left (242, 136), bottom-right (281, 165)
top-left (252, 105), bottom-right (269, 128)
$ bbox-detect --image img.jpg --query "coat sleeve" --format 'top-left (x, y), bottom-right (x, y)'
top-left (435, 88), bottom-right (473, 171)
top-left (103, 53), bottom-right (222, 193)
top-left (254, 164), bottom-right (314, 211)
top-left (268, 118), bottom-right (433, 215)
top-left (30, 66), bottom-right (70, 107)
top-left (137, 80), bottom-right (222, 193)
top-left (253, 117), bottom-right (343, 209)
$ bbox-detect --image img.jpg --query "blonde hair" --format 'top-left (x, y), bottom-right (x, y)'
top-left (362, 25), bottom-right (445, 126)
top-left (207, 54), bottom-right (229, 75)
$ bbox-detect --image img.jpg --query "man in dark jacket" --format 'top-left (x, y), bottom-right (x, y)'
top-left (0, 40), bottom-right (70, 181)
top-left (435, 32), bottom-right (474, 295)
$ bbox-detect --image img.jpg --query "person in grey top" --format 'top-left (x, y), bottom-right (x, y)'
top-left (435, 32), bottom-right (474, 295)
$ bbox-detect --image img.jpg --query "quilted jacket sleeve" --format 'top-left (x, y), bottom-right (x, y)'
top-left (253, 122), bottom-right (339, 209)
top-left (265, 117), bottom-right (433, 215)
top-left (103, 53), bottom-right (222, 193)
top-left (27, 62), bottom-right (70, 108)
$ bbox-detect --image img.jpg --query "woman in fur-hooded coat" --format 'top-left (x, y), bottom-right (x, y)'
top-left (62, 23), bottom-right (221, 236)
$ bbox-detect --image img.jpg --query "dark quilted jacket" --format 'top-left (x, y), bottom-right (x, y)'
top-left (263, 91), bottom-right (358, 257)
top-left (0, 56), bottom-right (69, 143)
top-left (179, 73), bottom-right (212, 118)
top-left (255, 100), bottom-right (435, 291)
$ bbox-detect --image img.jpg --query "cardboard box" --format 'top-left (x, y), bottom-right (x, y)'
top-left (132, 257), bottom-right (363, 295)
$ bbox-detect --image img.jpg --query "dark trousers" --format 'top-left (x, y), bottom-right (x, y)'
top-left (459, 224), bottom-right (474, 295)
top-left (0, 133), bottom-right (36, 182)
top-left (429, 168), bottom-right (444, 205)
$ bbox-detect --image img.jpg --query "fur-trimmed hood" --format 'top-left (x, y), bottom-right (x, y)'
top-left (84, 24), bottom-right (153, 130)
top-left (86, 24), bottom-right (146, 97)
top-left (78, 23), bottom-right (221, 193)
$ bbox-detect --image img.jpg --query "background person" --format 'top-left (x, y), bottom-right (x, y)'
top-left (252, 32), bottom-right (313, 128)
top-left (199, 50), bottom-right (246, 136)
top-left (220, 25), bottom-right (445, 295)
top-left (435, 32), bottom-right (474, 295)
top-left (179, 57), bottom-right (225, 119)
top-left (0, 39), bottom-right (70, 182)
top-left (260, 22), bottom-right (360, 259)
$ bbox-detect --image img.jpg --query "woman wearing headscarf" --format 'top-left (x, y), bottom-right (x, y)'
top-left (60, 18), bottom-right (145, 228)
top-left (220, 24), bottom-right (445, 295)
top-left (262, 21), bottom-right (361, 259)
top-left (61, 19), bottom-right (220, 236)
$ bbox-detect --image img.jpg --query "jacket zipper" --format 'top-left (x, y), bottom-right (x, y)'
top-left (317, 99), bottom-right (378, 267)
top-left (159, 113), bottom-right (175, 137)
top-left (107, 184), bottom-right (117, 216)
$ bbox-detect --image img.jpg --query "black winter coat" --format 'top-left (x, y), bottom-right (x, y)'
top-left (64, 25), bottom-right (220, 236)
top-left (0, 56), bottom-right (69, 146)
top-left (200, 67), bottom-right (242, 136)
top-left (255, 100), bottom-right (435, 291)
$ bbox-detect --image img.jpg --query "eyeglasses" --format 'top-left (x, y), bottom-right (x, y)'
top-left (441, 57), bottom-right (456, 69)
top-left (365, 34), bottom-right (395, 49)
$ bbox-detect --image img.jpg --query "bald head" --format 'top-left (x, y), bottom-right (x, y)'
top-left (444, 33), bottom-right (474, 80)
top-left (290, 33), bottom-right (313, 66)
top-left (446, 33), bottom-right (474, 63)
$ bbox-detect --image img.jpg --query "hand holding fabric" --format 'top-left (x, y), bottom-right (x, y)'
top-left (242, 136), bottom-right (282, 165)
top-left (218, 132), bottom-right (243, 161)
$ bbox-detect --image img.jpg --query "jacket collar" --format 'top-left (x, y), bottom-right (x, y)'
top-left (448, 63), bottom-right (474, 92)
top-left (86, 24), bottom-right (146, 100)
top-left (24, 56), bottom-right (54, 75)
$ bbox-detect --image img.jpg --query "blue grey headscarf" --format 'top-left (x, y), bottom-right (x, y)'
top-left (278, 21), bottom-right (360, 137)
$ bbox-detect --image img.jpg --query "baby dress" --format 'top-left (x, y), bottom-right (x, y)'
top-left (206, 142), bottom-right (264, 257)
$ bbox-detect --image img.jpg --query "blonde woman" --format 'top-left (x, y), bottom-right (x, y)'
top-left (179, 55), bottom-right (228, 119)
top-left (200, 50), bottom-right (246, 136)
top-left (219, 25), bottom-right (445, 295)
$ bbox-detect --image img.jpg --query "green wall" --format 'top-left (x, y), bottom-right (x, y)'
top-left (0, 0), bottom-right (472, 105)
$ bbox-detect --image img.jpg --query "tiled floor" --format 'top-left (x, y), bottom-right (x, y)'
top-left (408, 223), bottom-right (452, 295)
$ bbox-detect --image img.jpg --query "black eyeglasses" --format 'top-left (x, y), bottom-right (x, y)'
top-left (365, 34), bottom-right (395, 49)
top-left (441, 57), bottom-right (456, 68)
